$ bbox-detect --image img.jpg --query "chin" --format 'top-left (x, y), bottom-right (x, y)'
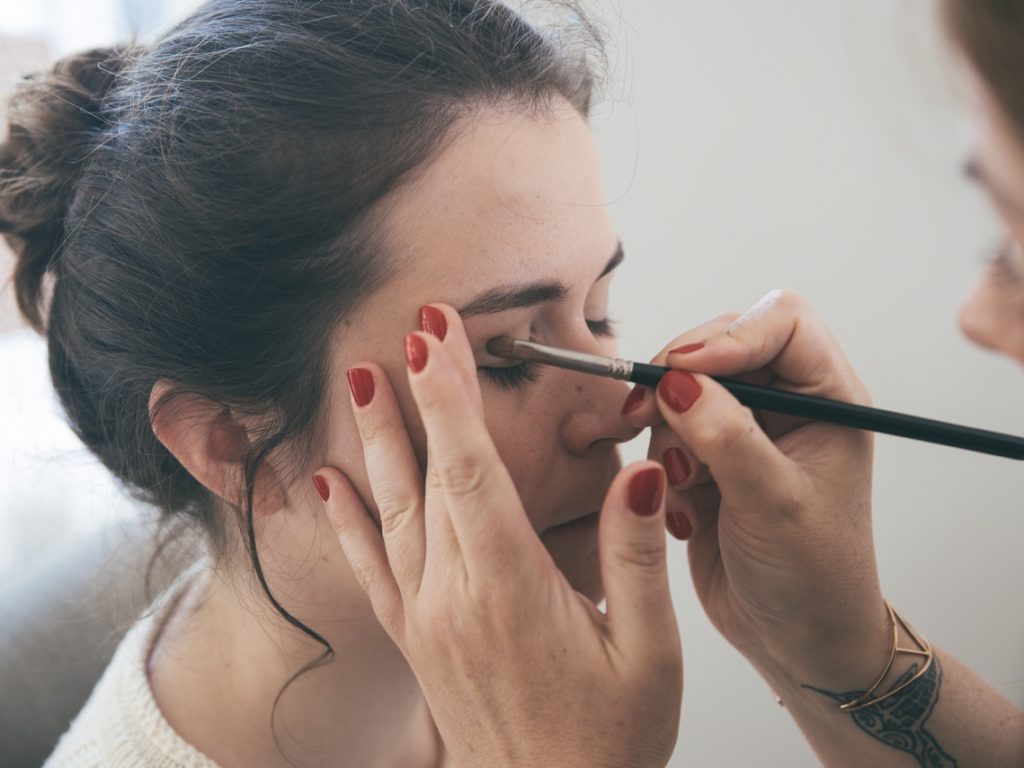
top-left (539, 512), bottom-right (604, 603)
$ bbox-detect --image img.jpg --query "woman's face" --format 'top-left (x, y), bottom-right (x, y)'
top-left (959, 72), bottom-right (1024, 364)
top-left (325, 99), bottom-right (638, 601)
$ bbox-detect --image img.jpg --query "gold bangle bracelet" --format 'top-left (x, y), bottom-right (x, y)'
top-left (838, 600), bottom-right (933, 713)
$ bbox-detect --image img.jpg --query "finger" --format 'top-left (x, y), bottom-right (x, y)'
top-left (642, 423), bottom-right (706, 541)
top-left (666, 290), bottom-right (868, 403)
top-left (404, 330), bottom-right (536, 576)
top-left (600, 462), bottom-right (679, 656)
top-left (619, 383), bottom-right (662, 429)
top-left (670, 481), bottom-right (721, 541)
top-left (417, 303), bottom-right (484, 417)
top-left (347, 362), bottom-right (436, 597)
top-left (314, 466), bottom-right (405, 639)
top-left (621, 313), bottom-right (739, 429)
top-left (655, 369), bottom-right (805, 514)
top-left (415, 303), bottom-right (483, 563)
top-left (645, 422), bottom-right (704, 491)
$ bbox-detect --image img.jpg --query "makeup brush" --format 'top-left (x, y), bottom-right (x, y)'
top-left (485, 336), bottom-right (1024, 460)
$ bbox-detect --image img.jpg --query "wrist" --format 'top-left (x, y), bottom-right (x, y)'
top-left (749, 598), bottom-right (895, 708)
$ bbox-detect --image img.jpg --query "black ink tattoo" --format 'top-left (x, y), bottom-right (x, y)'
top-left (802, 658), bottom-right (959, 767)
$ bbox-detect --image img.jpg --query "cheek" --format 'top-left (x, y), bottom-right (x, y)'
top-left (483, 395), bottom-right (560, 521)
top-left (958, 268), bottom-right (1024, 363)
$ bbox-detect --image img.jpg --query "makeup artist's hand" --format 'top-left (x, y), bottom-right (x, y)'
top-left (315, 304), bottom-right (681, 768)
top-left (622, 289), bottom-right (890, 692)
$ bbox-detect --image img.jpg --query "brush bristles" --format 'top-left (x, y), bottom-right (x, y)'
top-left (486, 335), bottom-right (519, 360)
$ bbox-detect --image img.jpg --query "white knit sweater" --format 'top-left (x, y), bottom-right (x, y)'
top-left (43, 564), bottom-right (451, 768)
top-left (43, 565), bottom-right (220, 767)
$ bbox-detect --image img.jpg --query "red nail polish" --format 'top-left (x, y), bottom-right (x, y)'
top-left (667, 510), bottom-right (692, 541)
top-left (405, 333), bottom-right (428, 373)
top-left (621, 385), bottom-right (647, 415)
top-left (628, 467), bottom-right (664, 517)
top-left (419, 305), bottom-right (448, 341)
top-left (347, 367), bottom-right (375, 407)
top-left (662, 448), bottom-right (692, 486)
top-left (669, 342), bottom-right (705, 355)
top-left (658, 370), bottom-right (703, 413)
top-left (312, 474), bottom-right (330, 502)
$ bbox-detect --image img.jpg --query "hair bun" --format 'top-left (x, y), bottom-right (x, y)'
top-left (0, 46), bottom-right (131, 330)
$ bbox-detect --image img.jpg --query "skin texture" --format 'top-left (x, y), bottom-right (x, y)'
top-left (146, 100), bottom-right (681, 768)
top-left (620, 68), bottom-right (1024, 768)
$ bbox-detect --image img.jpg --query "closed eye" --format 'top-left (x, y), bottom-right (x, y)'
top-left (479, 362), bottom-right (541, 390)
top-left (478, 315), bottom-right (617, 390)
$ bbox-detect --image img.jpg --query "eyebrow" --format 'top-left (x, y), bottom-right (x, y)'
top-left (457, 240), bottom-right (624, 319)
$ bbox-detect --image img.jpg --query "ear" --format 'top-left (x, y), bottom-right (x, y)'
top-left (148, 380), bottom-right (285, 515)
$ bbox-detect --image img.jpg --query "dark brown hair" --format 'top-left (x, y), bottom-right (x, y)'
top-left (0, 0), bottom-right (601, 755)
top-left (943, 0), bottom-right (1024, 142)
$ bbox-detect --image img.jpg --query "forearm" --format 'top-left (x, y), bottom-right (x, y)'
top-left (756, 630), bottom-right (1024, 768)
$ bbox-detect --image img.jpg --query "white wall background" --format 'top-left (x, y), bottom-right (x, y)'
top-left (0, 1), bottom-right (1021, 765)
top-left (591, 1), bottom-right (1024, 765)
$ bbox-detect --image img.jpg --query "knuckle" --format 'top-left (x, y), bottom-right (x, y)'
top-left (376, 495), bottom-right (419, 537)
top-left (617, 537), bottom-right (668, 575)
top-left (762, 474), bottom-right (807, 519)
top-left (774, 484), bottom-right (805, 516)
top-left (356, 415), bottom-right (393, 447)
top-left (734, 289), bottom-right (800, 335)
top-left (326, 508), bottom-right (357, 538)
top-left (437, 453), bottom-right (490, 499)
top-left (699, 408), bottom-right (758, 456)
top-left (348, 556), bottom-right (378, 595)
top-left (724, 316), bottom-right (752, 343)
top-left (767, 287), bottom-right (802, 312)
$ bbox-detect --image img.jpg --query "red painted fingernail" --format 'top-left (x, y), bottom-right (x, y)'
top-left (405, 333), bottom-right (428, 373)
top-left (658, 370), bottom-right (703, 413)
top-left (347, 367), bottom-right (375, 407)
top-left (667, 510), bottom-right (692, 540)
top-left (312, 473), bottom-right (330, 502)
top-left (662, 448), bottom-right (692, 486)
top-left (628, 467), bottom-right (664, 517)
top-left (418, 305), bottom-right (448, 341)
top-left (669, 342), bottom-right (705, 355)
top-left (621, 385), bottom-right (647, 415)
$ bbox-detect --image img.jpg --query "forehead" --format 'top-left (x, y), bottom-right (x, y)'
top-left (377, 100), bottom-right (613, 299)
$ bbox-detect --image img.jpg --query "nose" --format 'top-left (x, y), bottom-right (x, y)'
top-left (557, 366), bottom-right (643, 456)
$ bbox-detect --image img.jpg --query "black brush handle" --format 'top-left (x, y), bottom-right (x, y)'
top-left (630, 363), bottom-right (1024, 460)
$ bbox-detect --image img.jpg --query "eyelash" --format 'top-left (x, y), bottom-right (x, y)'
top-left (479, 317), bottom-right (617, 391)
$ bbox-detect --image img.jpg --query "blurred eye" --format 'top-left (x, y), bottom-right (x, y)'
top-left (587, 316), bottom-right (616, 337)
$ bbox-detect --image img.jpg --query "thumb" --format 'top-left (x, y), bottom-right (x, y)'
top-left (600, 462), bottom-right (679, 654)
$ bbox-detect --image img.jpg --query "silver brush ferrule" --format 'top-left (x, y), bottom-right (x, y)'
top-left (497, 338), bottom-right (635, 381)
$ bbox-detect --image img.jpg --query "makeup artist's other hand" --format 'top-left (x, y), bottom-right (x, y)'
top-left (316, 304), bottom-right (681, 768)
top-left (623, 290), bottom-right (890, 691)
